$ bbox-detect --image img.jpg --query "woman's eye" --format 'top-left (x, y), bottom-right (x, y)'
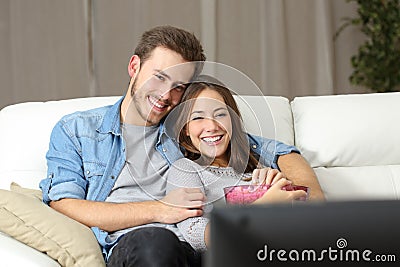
top-left (215, 113), bottom-right (227, 118)
top-left (191, 116), bottom-right (203, 121)
top-left (155, 74), bottom-right (165, 81)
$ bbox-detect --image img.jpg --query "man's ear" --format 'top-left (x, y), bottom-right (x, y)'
top-left (128, 55), bottom-right (140, 78)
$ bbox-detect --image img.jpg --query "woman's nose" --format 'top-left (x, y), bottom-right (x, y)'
top-left (204, 118), bottom-right (219, 132)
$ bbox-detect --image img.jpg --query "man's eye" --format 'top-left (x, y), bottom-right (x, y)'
top-left (155, 74), bottom-right (165, 81)
top-left (172, 84), bottom-right (187, 92)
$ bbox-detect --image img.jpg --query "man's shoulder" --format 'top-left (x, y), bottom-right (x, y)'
top-left (61, 105), bottom-right (110, 121)
top-left (56, 105), bottom-right (114, 132)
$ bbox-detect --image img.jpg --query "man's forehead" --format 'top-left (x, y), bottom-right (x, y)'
top-left (159, 63), bottom-right (196, 82)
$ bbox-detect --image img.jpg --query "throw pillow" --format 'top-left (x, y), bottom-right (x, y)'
top-left (0, 183), bottom-right (105, 267)
top-left (10, 182), bottom-right (43, 200)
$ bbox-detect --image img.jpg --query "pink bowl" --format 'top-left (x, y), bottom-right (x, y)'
top-left (224, 184), bottom-right (310, 204)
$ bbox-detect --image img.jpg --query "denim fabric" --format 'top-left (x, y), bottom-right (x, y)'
top-left (39, 96), bottom-right (299, 255)
top-left (248, 134), bottom-right (299, 170)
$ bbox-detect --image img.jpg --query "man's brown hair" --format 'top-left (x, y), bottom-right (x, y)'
top-left (134, 25), bottom-right (206, 64)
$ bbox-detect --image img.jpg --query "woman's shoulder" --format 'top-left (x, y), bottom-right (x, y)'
top-left (171, 158), bottom-right (203, 171)
top-left (167, 158), bottom-right (205, 187)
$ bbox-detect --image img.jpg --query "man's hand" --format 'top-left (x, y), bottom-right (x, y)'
top-left (155, 188), bottom-right (205, 224)
top-left (161, 187), bottom-right (205, 208)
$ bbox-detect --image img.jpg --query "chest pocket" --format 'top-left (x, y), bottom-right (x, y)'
top-left (83, 162), bottom-right (106, 181)
top-left (82, 162), bottom-right (109, 201)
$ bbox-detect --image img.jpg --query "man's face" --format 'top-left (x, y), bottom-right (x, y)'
top-left (127, 47), bottom-right (195, 126)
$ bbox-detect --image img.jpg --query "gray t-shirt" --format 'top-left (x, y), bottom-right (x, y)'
top-left (105, 124), bottom-right (183, 242)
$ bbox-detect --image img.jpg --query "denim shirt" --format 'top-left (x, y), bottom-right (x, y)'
top-left (39, 96), bottom-right (299, 254)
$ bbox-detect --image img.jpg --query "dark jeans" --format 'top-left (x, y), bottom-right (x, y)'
top-left (107, 227), bottom-right (202, 267)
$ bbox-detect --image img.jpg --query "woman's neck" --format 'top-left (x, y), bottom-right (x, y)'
top-left (194, 155), bottom-right (230, 168)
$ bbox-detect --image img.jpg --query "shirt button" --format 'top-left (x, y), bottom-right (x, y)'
top-left (86, 170), bottom-right (90, 175)
top-left (162, 148), bottom-right (167, 152)
top-left (252, 144), bottom-right (257, 149)
top-left (111, 176), bottom-right (115, 179)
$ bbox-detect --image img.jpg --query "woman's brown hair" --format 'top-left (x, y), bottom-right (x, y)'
top-left (176, 75), bottom-right (259, 176)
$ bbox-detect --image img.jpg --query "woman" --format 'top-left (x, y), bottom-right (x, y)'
top-left (166, 75), bottom-right (307, 251)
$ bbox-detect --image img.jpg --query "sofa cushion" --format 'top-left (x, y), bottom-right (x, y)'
top-left (315, 165), bottom-right (400, 200)
top-left (0, 183), bottom-right (105, 267)
top-left (291, 92), bottom-right (400, 168)
top-left (234, 95), bottom-right (294, 145)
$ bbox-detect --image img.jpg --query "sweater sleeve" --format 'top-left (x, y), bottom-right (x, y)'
top-left (166, 158), bottom-right (209, 251)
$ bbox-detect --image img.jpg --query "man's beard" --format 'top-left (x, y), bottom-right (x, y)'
top-left (129, 76), bottom-right (164, 126)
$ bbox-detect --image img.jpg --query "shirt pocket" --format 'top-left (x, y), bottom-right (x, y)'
top-left (83, 162), bottom-right (106, 181)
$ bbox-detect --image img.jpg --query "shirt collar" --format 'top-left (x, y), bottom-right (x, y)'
top-left (97, 96), bottom-right (124, 135)
top-left (97, 96), bottom-right (176, 141)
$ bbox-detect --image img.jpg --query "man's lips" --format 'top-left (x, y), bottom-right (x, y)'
top-left (148, 96), bottom-right (168, 111)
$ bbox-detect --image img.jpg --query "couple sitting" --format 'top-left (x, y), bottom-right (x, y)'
top-left (40, 25), bottom-right (323, 267)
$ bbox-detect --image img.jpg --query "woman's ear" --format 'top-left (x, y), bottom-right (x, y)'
top-left (128, 55), bottom-right (140, 78)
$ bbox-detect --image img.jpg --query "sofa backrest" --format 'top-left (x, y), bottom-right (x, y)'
top-left (292, 92), bottom-right (400, 200)
top-left (0, 97), bottom-right (120, 189)
top-left (292, 92), bottom-right (400, 168)
top-left (0, 95), bottom-right (293, 190)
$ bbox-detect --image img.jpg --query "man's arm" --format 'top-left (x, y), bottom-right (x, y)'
top-left (277, 152), bottom-right (325, 201)
top-left (50, 188), bottom-right (204, 232)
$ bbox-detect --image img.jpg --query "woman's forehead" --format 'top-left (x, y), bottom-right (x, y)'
top-left (192, 96), bottom-right (226, 112)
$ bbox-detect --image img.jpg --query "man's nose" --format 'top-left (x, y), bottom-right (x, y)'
top-left (158, 84), bottom-right (172, 101)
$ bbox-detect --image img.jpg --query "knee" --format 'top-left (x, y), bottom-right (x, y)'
top-left (137, 228), bottom-right (184, 264)
top-left (108, 227), bottom-right (185, 267)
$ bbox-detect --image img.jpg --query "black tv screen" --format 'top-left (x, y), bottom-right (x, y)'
top-left (207, 200), bottom-right (400, 266)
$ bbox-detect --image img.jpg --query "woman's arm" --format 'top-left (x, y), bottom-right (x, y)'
top-left (166, 158), bottom-right (210, 251)
top-left (252, 178), bottom-right (307, 204)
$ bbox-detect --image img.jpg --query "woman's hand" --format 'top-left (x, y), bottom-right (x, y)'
top-left (251, 167), bottom-right (286, 185)
top-left (252, 178), bottom-right (307, 204)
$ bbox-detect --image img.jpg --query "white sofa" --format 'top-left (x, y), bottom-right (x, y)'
top-left (1, 92), bottom-right (400, 266)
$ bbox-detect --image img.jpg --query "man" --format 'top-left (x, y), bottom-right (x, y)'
top-left (40, 25), bottom-right (324, 267)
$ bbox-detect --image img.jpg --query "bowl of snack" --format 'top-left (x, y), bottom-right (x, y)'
top-left (224, 184), bottom-right (310, 204)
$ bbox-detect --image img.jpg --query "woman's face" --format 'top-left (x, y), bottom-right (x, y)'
top-left (186, 88), bottom-right (232, 166)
